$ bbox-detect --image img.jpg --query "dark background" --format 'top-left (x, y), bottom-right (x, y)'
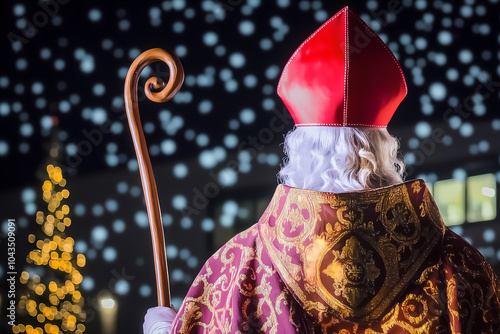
top-left (1, 0), bottom-right (500, 333)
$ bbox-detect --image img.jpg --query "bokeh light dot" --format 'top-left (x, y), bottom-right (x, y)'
top-left (240, 108), bottom-right (255, 124)
top-left (201, 218), bottom-right (215, 232)
top-left (88, 8), bottom-right (102, 21)
top-left (458, 49), bottom-right (473, 64)
top-left (173, 163), bottom-right (188, 178)
top-left (103, 247), bottom-right (117, 262)
top-left (239, 20), bottom-right (255, 35)
top-left (229, 52), bottom-right (246, 68)
top-left (429, 82), bottom-right (447, 101)
top-left (139, 285), bottom-right (152, 297)
top-left (115, 279), bottom-right (130, 295)
top-left (172, 195), bottom-right (187, 210)
top-left (113, 219), bottom-right (126, 233)
top-left (91, 226), bottom-right (108, 243)
top-left (459, 123), bottom-right (474, 137)
top-left (198, 100), bottom-right (212, 114)
top-left (134, 211), bottom-right (149, 228)
top-left (161, 139), bottom-right (177, 155)
top-left (203, 31), bottom-right (218, 46)
top-left (437, 30), bottom-right (452, 45)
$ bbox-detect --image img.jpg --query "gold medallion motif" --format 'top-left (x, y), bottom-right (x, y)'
top-left (320, 236), bottom-right (380, 309)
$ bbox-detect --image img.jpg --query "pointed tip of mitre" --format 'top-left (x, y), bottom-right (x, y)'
top-left (277, 6), bottom-right (407, 128)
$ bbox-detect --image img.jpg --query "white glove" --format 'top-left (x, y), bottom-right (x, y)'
top-left (143, 306), bottom-right (177, 334)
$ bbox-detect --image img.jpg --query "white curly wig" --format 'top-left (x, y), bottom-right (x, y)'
top-left (278, 127), bottom-right (406, 193)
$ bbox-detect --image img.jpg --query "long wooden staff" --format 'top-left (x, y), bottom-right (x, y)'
top-left (124, 48), bottom-right (184, 306)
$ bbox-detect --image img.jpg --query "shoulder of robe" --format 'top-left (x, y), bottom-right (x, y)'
top-left (442, 228), bottom-right (500, 331)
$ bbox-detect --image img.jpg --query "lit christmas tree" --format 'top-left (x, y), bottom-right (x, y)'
top-left (14, 164), bottom-right (86, 334)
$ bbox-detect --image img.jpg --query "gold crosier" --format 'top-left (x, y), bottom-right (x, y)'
top-left (124, 48), bottom-right (184, 306)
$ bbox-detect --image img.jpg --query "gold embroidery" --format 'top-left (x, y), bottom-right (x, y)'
top-left (171, 179), bottom-right (500, 333)
top-left (260, 180), bottom-right (444, 322)
top-left (320, 236), bottom-right (380, 309)
top-left (401, 294), bottom-right (428, 325)
top-left (411, 181), bottom-right (422, 193)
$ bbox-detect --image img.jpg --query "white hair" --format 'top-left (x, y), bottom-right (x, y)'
top-left (278, 127), bottom-right (405, 193)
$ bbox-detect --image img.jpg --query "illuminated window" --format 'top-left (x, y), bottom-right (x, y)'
top-left (434, 179), bottom-right (465, 226)
top-left (467, 174), bottom-right (497, 223)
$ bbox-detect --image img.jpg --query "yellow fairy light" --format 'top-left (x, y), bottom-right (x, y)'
top-left (72, 272), bottom-right (83, 285)
top-left (49, 281), bottom-right (57, 293)
top-left (53, 168), bottom-right (63, 183)
top-left (47, 203), bottom-right (56, 213)
top-left (49, 260), bottom-right (58, 270)
top-left (27, 299), bottom-right (37, 310)
top-left (44, 224), bottom-right (54, 236)
top-left (62, 242), bottom-right (72, 253)
top-left (55, 192), bottom-right (63, 201)
top-left (39, 303), bottom-right (46, 313)
top-left (63, 262), bottom-right (73, 273)
top-left (56, 288), bottom-right (65, 299)
top-left (62, 252), bottom-right (71, 261)
top-left (36, 212), bottom-right (45, 224)
top-left (49, 294), bottom-right (59, 306)
top-left (63, 217), bottom-right (71, 227)
top-left (55, 210), bottom-right (64, 219)
top-left (42, 181), bottom-right (52, 191)
top-left (43, 190), bottom-right (51, 202)
top-left (72, 290), bottom-right (82, 302)
top-left (57, 222), bottom-right (65, 232)
top-left (65, 280), bottom-right (75, 291)
top-left (20, 165), bottom-right (85, 332)
top-left (76, 254), bottom-right (86, 267)
top-left (21, 270), bottom-right (29, 280)
top-left (35, 285), bottom-right (45, 295)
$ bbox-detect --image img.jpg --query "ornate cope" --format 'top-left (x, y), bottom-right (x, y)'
top-left (170, 180), bottom-right (500, 333)
top-left (259, 180), bottom-right (445, 322)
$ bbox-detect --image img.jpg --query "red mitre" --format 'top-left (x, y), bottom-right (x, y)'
top-left (277, 6), bottom-right (407, 128)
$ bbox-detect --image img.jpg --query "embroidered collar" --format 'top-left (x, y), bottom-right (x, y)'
top-left (259, 180), bottom-right (445, 322)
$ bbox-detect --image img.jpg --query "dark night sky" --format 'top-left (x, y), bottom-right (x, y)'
top-left (1, 0), bottom-right (500, 333)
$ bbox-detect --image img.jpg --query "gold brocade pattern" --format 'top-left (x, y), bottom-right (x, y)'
top-left (259, 180), bottom-right (445, 322)
top-left (321, 236), bottom-right (380, 308)
top-left (170, 180), bottom-right (500, 333)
